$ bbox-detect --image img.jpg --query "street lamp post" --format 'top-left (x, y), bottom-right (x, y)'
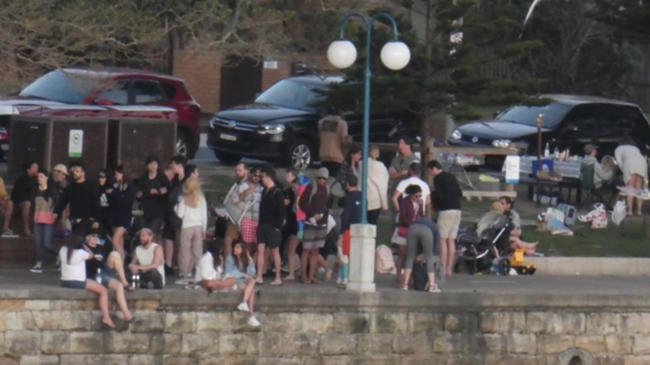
top-left (327, 12), bottom-right (410, 292)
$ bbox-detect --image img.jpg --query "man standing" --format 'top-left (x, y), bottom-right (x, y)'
top-left (163, 155), bottom-right (186, 275)
top-left (55, 162), bottom-right (99, 238)
top-left (137, 156), bottom-right (170, 241)
top-left (427, 160), bottom-right (462, 277)
top-left (11, 161), bottom-right (38, 237)
top-left (318, 109), bottom-right (348, 177)
top-left (129, 228), bottom-right (165, 289)
top-left (222, 162), bottom-right (250, 254)
top-left (256, 165), bottom-right (285, 286)
top-left (388, 137), bottom-right (418, 192)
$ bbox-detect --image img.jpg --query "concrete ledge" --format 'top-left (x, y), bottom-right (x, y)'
top-left (529, 257), bottom-right (650, 276)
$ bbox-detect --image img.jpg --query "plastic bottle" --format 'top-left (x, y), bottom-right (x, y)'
top-left (544, 143), bottom-right (550, 158)
top-left (135, 274), bottom-right (141, 288)
top-left (96, 268), bottom-right (102, 285)
top-left (131, 274), bottom-right (137, 289)
top-left (553, 146), bottom-right (560, 158)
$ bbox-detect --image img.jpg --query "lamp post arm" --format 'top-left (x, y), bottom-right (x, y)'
top-left (337, 12), bottom-right (371, 39)
top-left (371, 12), bottom-right (400, 40)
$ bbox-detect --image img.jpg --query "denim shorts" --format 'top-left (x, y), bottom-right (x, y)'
top-left (61, 280), bottom-right (86, 289)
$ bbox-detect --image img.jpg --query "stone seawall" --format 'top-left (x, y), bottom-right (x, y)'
top-left (1, 288), bottom-right (650, 364)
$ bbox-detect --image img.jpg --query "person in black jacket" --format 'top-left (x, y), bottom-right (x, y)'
top-left (11, 161), bottom-right (38, 237)
top-left (137, 157), bottom-right (169, 241)
top-left (427, 160), bottom-right (462, 277)
top-left (256, 165), bottom-right (286, 286)
top-left (108, 166), bottom-right (136, 258)
top-left (55, 162), bottom-right (99, 240)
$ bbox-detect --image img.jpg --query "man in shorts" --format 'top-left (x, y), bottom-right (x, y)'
top-left (427, 160), bottom-right (462, 277)
top-left (255, 165), bottom-right (285, 286)
top-left (222, 162), bottom-right (250, 254)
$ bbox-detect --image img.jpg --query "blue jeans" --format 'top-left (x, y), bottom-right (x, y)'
top-left (34, 223), bottom-right (55, 262)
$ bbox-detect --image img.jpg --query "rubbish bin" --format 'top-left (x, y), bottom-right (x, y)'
top-left (9, 116), bottom-right (109, 178)
top-left (107, 118), bottom-right (177, 180)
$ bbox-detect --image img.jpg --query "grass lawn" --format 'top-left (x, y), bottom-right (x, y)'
top-left (526, 219), bottom-right (650, 257)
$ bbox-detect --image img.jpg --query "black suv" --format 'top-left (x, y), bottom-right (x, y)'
top-left (207, 75), bottom-right (416, 168)
top-left (448, 94), bottom-right (650, 157)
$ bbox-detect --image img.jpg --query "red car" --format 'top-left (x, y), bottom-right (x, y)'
top-left (0, 68), bottom-right (201, 158)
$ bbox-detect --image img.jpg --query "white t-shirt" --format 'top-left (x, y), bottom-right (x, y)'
top-left (395, 176), bottom-right (431, 213)
top-left (195, 252), bottom-right (222, 282)
top-left (59, 246), bottom-right (90, 282)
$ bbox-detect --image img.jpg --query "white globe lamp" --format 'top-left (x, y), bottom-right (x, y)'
top-left (327, 40), bottom-right (358, 69)
top-left (380, 41), bottom-right (411, 70)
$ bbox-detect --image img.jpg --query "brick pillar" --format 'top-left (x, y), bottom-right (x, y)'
top-left (173, 50), bottom-right (223, 113)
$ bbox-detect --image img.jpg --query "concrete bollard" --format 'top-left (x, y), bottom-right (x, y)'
top-left (347, 223), bottom-right (377, 292)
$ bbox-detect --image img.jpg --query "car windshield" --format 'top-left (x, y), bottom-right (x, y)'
top-left (19, 69), bottom-right (106, 104)
top-left (496, 103), bottom-right (572, 128)
top-left (255, 79), bottom-right (327, 111)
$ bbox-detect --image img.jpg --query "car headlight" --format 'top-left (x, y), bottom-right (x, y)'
top-left (451, 129), bottom-right (462, 140)
top-left (257, 124), bottom-right (285, 135)
top-left (492, 139), bottom-right (511, 148)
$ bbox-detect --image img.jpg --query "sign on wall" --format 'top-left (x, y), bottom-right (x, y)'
top-left (68, 129), bottom-right (83, 158)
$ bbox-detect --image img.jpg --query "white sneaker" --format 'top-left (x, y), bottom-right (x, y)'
top-left (30, 262), bottom-right (43, 274)
top-left (237, 302), bottom-right (250, 312)
top-left (336, 277), bottom-right (342, 285)
top-left (248, 316), bottom-right (261, 327)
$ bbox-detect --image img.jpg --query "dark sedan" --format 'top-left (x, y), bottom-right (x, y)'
top-left (448, 95), bottom-right (650, 158)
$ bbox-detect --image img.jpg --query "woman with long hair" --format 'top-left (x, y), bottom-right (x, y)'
top-left (224, 241), bottom-right (260, 327)
top-left (108, 166), bottom-right (136, 258)
top-left (395, 184), bottom-right (425, 285)
top-left (59, 234), bottom-right (133, 329)
top-left (30, 169), bottom-right (59, 273)
top-left (174, 171), bottom-right (207, 284)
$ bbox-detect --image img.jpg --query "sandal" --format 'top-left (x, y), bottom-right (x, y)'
top-left (428, 285), bottom-right (441, 293)
top-left (269, 281), bottom-right (283, 286)
top-left (401, 285), bottom-right (408, 291)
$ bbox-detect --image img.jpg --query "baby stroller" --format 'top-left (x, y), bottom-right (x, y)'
top-left (455, 215), bottom-right (513, 275)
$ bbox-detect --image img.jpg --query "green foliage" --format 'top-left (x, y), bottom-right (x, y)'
top-left (590, 0), bottom-right (650, 44)
top-left (522, 0), bottom-right (636, 97)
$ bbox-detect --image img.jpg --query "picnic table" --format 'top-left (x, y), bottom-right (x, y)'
top-left (509, 157), bottom-right (583, 205)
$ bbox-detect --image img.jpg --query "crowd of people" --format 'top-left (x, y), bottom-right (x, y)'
top-left (7, 110), bottom-right (646, 330)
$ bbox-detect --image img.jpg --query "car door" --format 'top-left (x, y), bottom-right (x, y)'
top-left (555, 104), bottom-right (601, 155)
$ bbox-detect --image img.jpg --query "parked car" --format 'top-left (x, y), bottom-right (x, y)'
top-left (207, 75), bottom-right (417, 168)
top-left (448, 94), bottom-right (650, 160)
top-left (0, 68), bottom-right (201, 159)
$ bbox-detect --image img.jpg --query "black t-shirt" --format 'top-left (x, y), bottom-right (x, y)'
top-left (11, 174), bottom-right (37, 203)
top-left (56, 180), bottom-right (100, 221)
top-left (433, 171), bottom-right (462, 211)
top-left (259, 186), bottom-right (286, 229)
top-left (84, 242), bottom-right (109, 276)
top-left (138, 172), bottom-right (170, 220)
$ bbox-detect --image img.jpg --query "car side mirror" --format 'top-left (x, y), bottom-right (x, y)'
top-left (493, 110), bottom-right (500, 118)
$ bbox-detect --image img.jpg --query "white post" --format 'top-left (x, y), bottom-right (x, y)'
top-left (347, 223), bottom-right (376, 292)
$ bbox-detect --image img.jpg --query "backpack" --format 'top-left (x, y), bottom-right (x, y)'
top-left (411, 261), bottom-right (428, 291)
top-left (375, 245), bottom-right (396, 274)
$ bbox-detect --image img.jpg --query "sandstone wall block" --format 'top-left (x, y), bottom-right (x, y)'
top-left (40, 331), bottom-right (71, 354)
top-left (165, 312), bottom-right (197, 333)
top-left (18, 355), bottom-right (58, 365)
top-left (332, 313), bottom-right (370, 334)
top-left (319, 334), bottom-right (357, 355)
top-left (357, 334), bottom-right (393, 355)
top-left (5, 331), bottom-right (40, 355)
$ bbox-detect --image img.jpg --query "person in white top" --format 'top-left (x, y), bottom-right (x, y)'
top-left (224, 242), bottom-right (260, 327)
top-left (174, 170), bottom-right (208, 284)
top-left (392, 163), bottom-right (431, 216)
top-left (615, 139), bottom-right (649, 216)
top-left (129, 228), bottom-right (165, 289)
top-left (360, 145), bottom-right (389, 225)
top-left (59, 239), bottom-right (133, 329)
top-left (195, 241), bottom-right (237, 292)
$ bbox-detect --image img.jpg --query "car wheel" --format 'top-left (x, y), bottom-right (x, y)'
top-left (175, 132), bottom-right (190, 158)
top-left (213, 150), bottom-right (241, 165)
top-left (288, 141), bottom-right (312, 170)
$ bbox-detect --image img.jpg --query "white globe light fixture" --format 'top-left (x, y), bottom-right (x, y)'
top-left (327, 40), bottom-right (357, 69)
top-left (380, 41), bottom-right (411, 70)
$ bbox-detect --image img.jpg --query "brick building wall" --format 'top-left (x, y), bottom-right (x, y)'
top-left (173, 50), bottom-right (223, 113)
